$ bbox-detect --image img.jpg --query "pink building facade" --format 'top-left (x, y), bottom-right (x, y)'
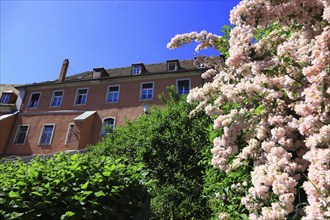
top-left (1, 59), bottom-right (205, 156)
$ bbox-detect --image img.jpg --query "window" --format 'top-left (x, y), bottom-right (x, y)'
top-left (28, 92), bottom-right (41, 108)
top-left (65, 124), bottom-right (75, 145)
top-left (0, 93), bottom-right (11, 104)
top-left (177, 79), bottom-right (191, 95)
top-left (140, 82), bottom-right (154, 100)
top-left (14, 125), bottom-right (30, 144)
top-left (168, 61), bottom-right (177, 71)
top-left (106, 85), bottom-right (120, 103)
top-left (50, 90), bottom-right (64, 107)
top-left (132, 65), bottom-right (141, 75)
top-left (74, 88), bottom-right (88, 105)
top-left (39, 124), bottom-right (55, 145)
top-left (101, 118), bottom-right (116, 136)
top-left (197, 63), bottom-right (205, 69)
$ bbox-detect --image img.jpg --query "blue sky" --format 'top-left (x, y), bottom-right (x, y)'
top-left (1, 1), bottom-right (240, 84)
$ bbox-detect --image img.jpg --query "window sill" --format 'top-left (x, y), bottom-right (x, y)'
top-left (105, 101), bottom-right (119, 104)
top-left (73, 104), bottom-right (87, 106)
top-left (139, 98), bottom-right (153, 102)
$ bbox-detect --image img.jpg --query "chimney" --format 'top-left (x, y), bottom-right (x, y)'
top-left (58, 59), bottom-right (69, 82)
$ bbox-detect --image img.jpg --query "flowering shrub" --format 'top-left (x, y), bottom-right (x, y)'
top-left (168, 0), bottom-right (329, 219)
top-left (202, 152), bottom-right (252, 220)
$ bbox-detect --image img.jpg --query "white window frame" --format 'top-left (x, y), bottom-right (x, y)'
top-left (0, 93), bottom-right (11, 104)
top-left (50, 90), bottom-right (64, 107)
top-left (140, 82), bottom-right (154, 100)
top-left (167, 61), bottom-right (177, 72)
top-left (106, 85), bottom-right (120, 103)
top-left (176, 78), bottom-right (191, 95)
top-left (101, 117), bottom-right (116, 136)
top-left (27, 92), bottom-right (41, 109)
top-left (64, 123), bottom-right (75, 145)
top-left (132, 65), bottom-right (142, 75)
top-left (74, 88), bottom-right (89, 105)
top-left (38, 124), bottom-right (55, 145)
top-left (13, 124), bottom-right (30, 145)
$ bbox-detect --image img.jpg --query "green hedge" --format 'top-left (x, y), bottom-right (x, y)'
top-left (0, 153), bottom-right (149, 219)
top-left (90, 87), bottom-right (214, 219)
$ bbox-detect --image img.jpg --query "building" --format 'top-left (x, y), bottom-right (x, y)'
top-left (0, 59), bottom-right (205, 156)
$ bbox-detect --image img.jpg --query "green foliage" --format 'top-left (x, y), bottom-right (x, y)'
top-left (218, 25), bottom-right (232, 58)
top-left (203, 160), bottom-right (252, 219)
top-left (0, 153), bottom-right (148, 219)
top-left (91, 86), bottom-right (214, 219)
top-left (0, 84), bottom-right (257, 219)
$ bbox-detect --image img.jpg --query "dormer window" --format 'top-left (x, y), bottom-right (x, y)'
top-left (197, 63), bottom-right (205, 69)
top-left (132, 63), bottom-right (146, 75)
top-left (0, 93), bottom-right (11, 104)
top-left (92, 67), bottom-right (109, 79)
top-left (167, 60), bottom-right (180, 72)
top-left (132, 65), bottom-right (142, 75)
top-left (168, 62), bottom-right (176, 71)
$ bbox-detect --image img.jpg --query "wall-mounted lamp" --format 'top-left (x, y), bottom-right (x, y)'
top-left (143, 104), bottom-right (150, 115)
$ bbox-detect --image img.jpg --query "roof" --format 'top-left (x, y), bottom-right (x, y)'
top-left (74, 111), bottom-right (96, 121)
top-left (16, 59), bottom-right (202, 88)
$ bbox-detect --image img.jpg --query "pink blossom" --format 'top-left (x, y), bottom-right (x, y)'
top-left (261, 141), bottom-right (275, 153)
top-left (298, 115), bottom-right (322, 137)
top-left (272, 173), bottom-right (297, 195)
top-left (279, 193), bottom-right (295, 213)
top-left (201, 69), bottom-right (218, 79)
top-left (168, 0), bottom-right (330, 218)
